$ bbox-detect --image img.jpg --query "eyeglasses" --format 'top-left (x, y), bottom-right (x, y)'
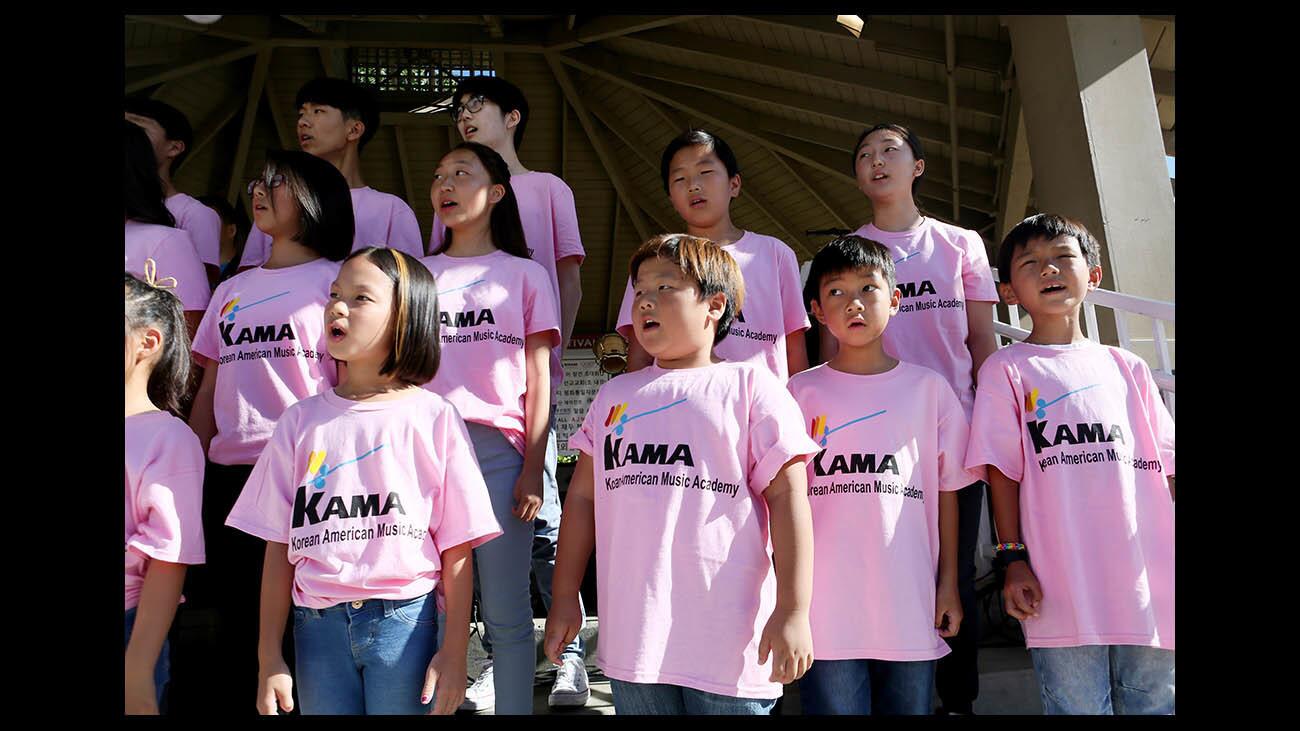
top-left (452, 95), bottom-right (487, 122)
top-left (246, 174), bottom-right (286, 196)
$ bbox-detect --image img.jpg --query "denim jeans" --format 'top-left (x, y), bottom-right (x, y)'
top-left (1030, 645), bottom-right (1175, 715)
top-left (124, 607), bottom-right (170, 710)
top-left (465, 422), bottom-right (539, 714)
top-left (292, 594), bottom-right (438, 715)
top-left (609, 679), bottom-right (777, 715)
top-left (799, 658), bottom-right (936, 715)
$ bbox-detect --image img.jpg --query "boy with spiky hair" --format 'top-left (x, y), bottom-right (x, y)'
top-left (125, 97), bottom-right (224, 286)
top-left (238, 77), bottom-right (424, 269)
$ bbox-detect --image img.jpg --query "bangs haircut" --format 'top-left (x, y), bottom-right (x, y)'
top-left (124, 120), bottom-right (175, 227)
top-left (261, 149), bottom-right (354, 261)
top-left (453, 76), bottom-right (530, 149)
top-left (852, 123), bottom-right (925, 196)
top-left (345, 248), bottom-right (442, 385)
top-left (124, 96), bottom-right (194, 173)
top-left (125, 272), bottom-right (193, 416)
top-left (804, 235), bottom-right (897, 309)
top-left (629, 234), bottom-right (745, 345)
top-left (295, 77), bottom-right (380, 151)
top-left (996, 213), bottom-right (1102, 283)
top-left (431, 142), bottom-right (531, 260)
top-left (660, 129), bottom-right (741, 191)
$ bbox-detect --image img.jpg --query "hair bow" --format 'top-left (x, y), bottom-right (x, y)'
top-left (142, 258), bottom-right (179, 291)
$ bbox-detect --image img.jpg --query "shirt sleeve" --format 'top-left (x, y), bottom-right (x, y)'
top-left (550, 178), bottom-right (586, 264)
top-left (960, 229), bottom-right (1000, 302)
top-left (387, 199), bottom-right (426, 259)
top-left (191, 280), bottom-right (225, 363)
top-left (777, 243), bottom-right (811, 334)
top-left (127, 427), bottom-right (207, 565)
top-left (964, 356), bottom-right (1025, 482)
top-left (568, 389), bottom-right (601, 456)
top-left (225, 412), bottom-right (298, 543)
top-left (429, 405), bottom-right (502, 553)
top-left (614, 277), bottom-right (635, 339)
top-left (1133, 354), bottom-right (1176, 477)
top-left (181, 202), bottom-right (223, 268)
top-left (746, 369), bottom-right (822, 494)
top-left (523, 265), bottom-right (561, 346)
top-left (152, 229), bottom-right (212, 313)
top-left (936, 377), bottom-right (984, 489)
top-left (239, 227), bottom-right (271, 268)
top-left (427, 214), bottom-right (445, 256)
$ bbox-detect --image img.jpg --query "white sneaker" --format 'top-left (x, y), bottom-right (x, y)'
top-left (548, 656), bottom-right (590, 708)
top-left (460, 663), bottom-right (495, 712)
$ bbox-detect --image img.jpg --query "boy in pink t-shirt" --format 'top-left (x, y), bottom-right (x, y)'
top-left (788, 235), bottom-right (978, 715)
top-left (965, 214), bottom-right (1175, 715)
top-left (544, 235), bottom-right (820, 715)
top-left (238, 78), bottom-right (424, 269)
top-left (618, 129), bottom-right (810, 382)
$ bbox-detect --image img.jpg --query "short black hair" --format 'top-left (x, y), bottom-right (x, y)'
top-left (453, 76), bottom-right (530, 150)
top-left (260, 149), bottom-right (354, 261)
top-left (660, 129), bottom-right (741, 192)
top-left (629, 234), bottom-right (745, 345)
top-left (804, 235), bottom-right (897, 309)
top-left (125, 96), bottom-right (194, 174)
top-left (344, 248), bottom-right (441, 385)
top-left (996, 213), bottom-right (1102, 284)
top-left (124, 120), bottom-right (176, 227)
top-left (295, 77), bottom-right (380, 151)
top-left (852, 123), bottom-right (925, 197)
top-left (125, 271), bottom-right (193, 416)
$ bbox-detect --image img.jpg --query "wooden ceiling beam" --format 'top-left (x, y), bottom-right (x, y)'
top-left (1150, 68), bottom-right (1174, 98)
top-left (126, 14), bottom-right (272, 44)
top-left (547, 15), bottom-right (697, 51)
top-left (263, 73), bottom-right (296, 149)
top-left (275, 22), bottom-right (548, 51)
top-left (125, 42), bottom-right (264, 94)
top-left (483, 15), bottom-right (505, 38)
top-left (281, 15), bottom-right (328, 33)
top-left (227, 49), bottom-right (273, 207)
top-left (393, 126), bottom-right (416, 204)
top-left (379, 112), bottom-right (454, 127)
top-left (176, 90), bottom-right (245, 175)
top-left (125, 38), bottom-right (238, 68)
top-left (767, 150), bottom-right (851, 230)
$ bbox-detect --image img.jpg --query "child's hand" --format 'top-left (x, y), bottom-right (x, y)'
top-left (422, 648), bottom-right (467, 715)
top-left (1003, 561), bottom-right (1043, 620)
top-left (758, 607), bottom-right (814, 683)
top-left (256, 656), bottom-right (295, 715)
top-left (935, 582), bottom-right (964, 638)
top-left (511, 473), bottom-right (543, 523)
top-left (544, 595), bottom-right (584, 667)
top-left (124, 663), bottom-right (158, 715)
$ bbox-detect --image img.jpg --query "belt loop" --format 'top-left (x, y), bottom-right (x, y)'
top-left (382, 599), bottom-right (396, 618)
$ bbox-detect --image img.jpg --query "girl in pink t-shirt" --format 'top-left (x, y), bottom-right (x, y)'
top-left (186, 149), bottom-right (354, 708)
top-left (227, 248), bottom-right (501, 715)
top-left (420, 142), bottom-right (559, 715)
top-left (125, 270), bottom-right (207, 715)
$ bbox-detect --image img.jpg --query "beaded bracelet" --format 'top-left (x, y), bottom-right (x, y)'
top-left (993, 542), bottom-right (1027, 554)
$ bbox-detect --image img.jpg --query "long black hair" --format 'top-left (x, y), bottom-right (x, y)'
top-left (125, 271), bottom-right (192, 416)
top-left (432, 142), bottom-right (531, 260)
top-left (124, 120), bottom-right (176, 227)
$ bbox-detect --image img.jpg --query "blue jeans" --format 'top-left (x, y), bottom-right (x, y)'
top-left (1030, 645), bottom-right (1175, 715)
top-left (799, 658), bottom-right (936, 715)
top-left (292, 594), bottom-right (439, 715)
top-left (465, 423), bottom-right (539, 714)
top-left (124, 607), bottom-right (170, 710)
top-left (609, 679), bottom-right (777, 715)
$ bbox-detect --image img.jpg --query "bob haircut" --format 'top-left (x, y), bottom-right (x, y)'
top-left (851, 123), bottom-right (926, 197)
top-left (430, 142), bottom-right (531, 260)
top-left (124, 96), bottom-right (194, 173)
top-left (295, 77), bottom-right (380, 151)
top-left (995, 213), bottom-right (1102, 284)
top-left (125, 271), bottom-right (192, 416)
top-left (124, 120), bottom-right (176, 227)
top-left (628, 233), bottom-right (745, 345)
top-left (258, 149), bottom-right (354, 261)
top-left (343, 247), bottom-right (442, 386)
top-left (660, 128), bottom-right (741, 192)
top-left (452, 75), bottom-right (530, 150)
top-left (803, 235), bottom-right (898, 310)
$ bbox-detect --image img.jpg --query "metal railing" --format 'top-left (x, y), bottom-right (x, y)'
top-left (991, 268), bottom-right (1175, 417)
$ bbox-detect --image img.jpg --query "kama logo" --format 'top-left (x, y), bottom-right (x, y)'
top-left (809, 411), bottom-right (900, 477)
top-left (895, 251), bottom-right (921, 265)
top-left (435, 279), bottom-right (496, 328)
top-left (603, 398), bottom-right (694, 469)
top-left (1024, 384), bottom-right (1127, 455)
top-left (890, 252), bottom-right (938, 298)
top-left (220, 291), bottom-right (291, 322)
top-left (292, 444), bottom-right (406, 528)
top-left (218, 291), bottom-right (297, 346)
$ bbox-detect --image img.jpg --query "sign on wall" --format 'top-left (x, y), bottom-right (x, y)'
top-left (556, 335), bottom-right (611, 460)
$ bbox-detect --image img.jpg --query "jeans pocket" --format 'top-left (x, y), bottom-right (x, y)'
top-left (292, 606), bottom-right (308, 631)
top-left (391, 595), bottom-right (437, 627)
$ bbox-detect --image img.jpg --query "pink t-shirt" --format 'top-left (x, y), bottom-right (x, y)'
top-left (569, 361), bottom-right (821, 699)
top-left (165, 192), bottom-right (222, 268)
top-left (853, 218), bottom-right (999, 419)
top-left (125, 220), bottom-right (212, 313)
top-left (429, 172), bottom-right (586, 393)
top-left (964, 341), bottom-right (1175, 650)
top-left (617, 231), bottom-right (810, 382)
top-left (787, 362), bottom-right (981, 661)
top-left (192, 258), bottom-right (339, 465)
top-left (239, 186), bottom-right (424, 268)
top-left (420, 250), bottom-right (560, 454)
top-left (226, 388), bottom-right (502, 609)
top-left (125, 410), bottom-right (206, 610)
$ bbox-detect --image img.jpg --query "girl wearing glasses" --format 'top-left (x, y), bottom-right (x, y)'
top-left (186, 149), bottom-right (354, 710)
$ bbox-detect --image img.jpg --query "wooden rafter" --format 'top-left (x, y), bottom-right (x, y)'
top-left (272, 21), bottom-right (548, 51)
top-left (125, 42), bottom-right (264, 94)
top-left (176, 90), bottom-right (245, 175)
top-left (766, 151), bottom-right (851, 230)
top-left (547, 15), bottom-right (696, 51)
top-left (126, 15), bottom-right (271, 44)
top-left (1150, 68), bottom-right (1174, 98)
top-left (263, 73), bottom-right (295, 149)
top-left (482, 15), bottom-right (505, 38)
top-left (227, 48), bottom-right (273, 208)
top-left (126, 38), bottom-right (236, 68)
top-left (319, 46), bottom-right (346, 77)
top-left (393, 126), bottom-right (415, 203)
top-left (605, 200), bottom-right (624, 330)
top-left (282, 15), bottom-right (327, 33)
top-left (945, 16), bottom-right (961, 221)
top-left (995, 85), bottom-right (1033, 245)
top-left (380, 112), bottom-right (454, 127)
top-left (1162, 128), bottom-right (1174, 157)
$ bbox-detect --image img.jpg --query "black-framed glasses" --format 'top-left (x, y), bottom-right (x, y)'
top-left (246, 174), bottom-right (286, 196)
top-left (452, 95), bottom-right (487, 122)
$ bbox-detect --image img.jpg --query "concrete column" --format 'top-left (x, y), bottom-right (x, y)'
top-left (1004, 15), bottom-right (1174, 362)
